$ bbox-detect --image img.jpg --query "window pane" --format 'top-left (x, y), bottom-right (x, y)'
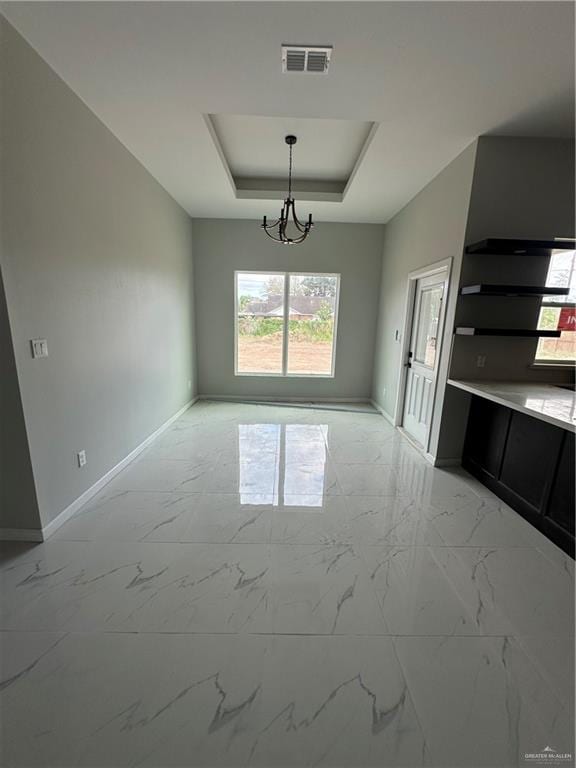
top-left (236, 273), bottom-right (285, 374)
top-left (286, 275), bottom-right (338, 376)
top-left (536, 248), bottom-right (576, 362)
top-left (536, 305), bottom-right (576, 361)
top-left (414, 286), bottom-right (443, 367)
top-left (541, 248), bottom-right (576, 304)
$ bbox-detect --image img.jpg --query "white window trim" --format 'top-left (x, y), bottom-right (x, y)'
top-left (234, 270), bottom-right (341, 378)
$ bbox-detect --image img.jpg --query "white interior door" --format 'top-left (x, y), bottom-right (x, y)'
top-left (402, 271), bottom-right (447, 448)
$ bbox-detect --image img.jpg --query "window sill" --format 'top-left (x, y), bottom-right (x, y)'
top-left (235, 372), bottom-right (336, 379)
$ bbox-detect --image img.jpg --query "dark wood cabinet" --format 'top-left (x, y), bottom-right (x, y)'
top-left (500, 412), bottom-right (562, 510)
top-left (546, 433), bottom-right (575, 537)
top-left (463, 396), bottom-right (575, 557)
top-left (464, 397), bottom-right (510, 478)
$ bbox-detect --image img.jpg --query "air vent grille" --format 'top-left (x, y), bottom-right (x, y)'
top-left (282, 45), bottom-right (332, 74)
top-left (286, 49), bottom-right (307, 72)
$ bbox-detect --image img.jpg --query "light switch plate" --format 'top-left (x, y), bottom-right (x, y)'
top-left (30, 339), bottom-right (48, 359)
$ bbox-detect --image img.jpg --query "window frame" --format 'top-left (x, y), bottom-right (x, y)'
top-left (234, 270), bottom-right (341, 378)
top-left (534, 248), bottom-right (576, 366)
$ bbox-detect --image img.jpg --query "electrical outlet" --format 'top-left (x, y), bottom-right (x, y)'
top-left (187, 379), bottom-right (192, 390)
top-left (476, 355), bottom-right (486, 368)
top-left (30, 339), bottom-right (48, 358)
top-left (77, 450), bottom-right (87, 468)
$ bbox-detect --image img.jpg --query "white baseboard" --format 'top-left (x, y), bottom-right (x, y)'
top-left (199, 394), bottom-right (370, 403)
top-left (1, 397), bottom-right (198, 544)
top-left (369, 399), bottom-right (396, 425)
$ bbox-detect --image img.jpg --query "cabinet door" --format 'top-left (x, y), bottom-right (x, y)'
top-left (546, 433), bottom-right (575, 536)
top-left (464, 396), bottom-right (510, 478)
top-left (500, 412), bottom-right (563, 511)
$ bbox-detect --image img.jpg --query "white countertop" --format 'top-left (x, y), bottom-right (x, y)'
top-left (447, 379), bottom-right (576, 433)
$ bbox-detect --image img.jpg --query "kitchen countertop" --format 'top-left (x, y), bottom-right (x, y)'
top-left (447, 379), bottom-right (576, 433)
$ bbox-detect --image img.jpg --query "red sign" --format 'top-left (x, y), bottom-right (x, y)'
top-left (558, 307), bottom-right (576, 331)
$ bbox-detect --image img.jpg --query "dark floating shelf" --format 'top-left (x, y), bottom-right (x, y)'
top-left (465, 238), bottom-right (576, 256)
top-left (461, 284), bottom-right (570, 298)
top-left (455, 327), bottom-right (561, 338)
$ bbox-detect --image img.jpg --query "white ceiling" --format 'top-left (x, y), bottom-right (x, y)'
top-left (211, 114), bottom-right (373, 182)
top-left (2, 1), bottom-right (574, 223)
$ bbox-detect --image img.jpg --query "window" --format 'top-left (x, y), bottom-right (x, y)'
top-left (235, 271), bottom-right (340, 377)
top-left (535, 247), bottom-right (576, 364)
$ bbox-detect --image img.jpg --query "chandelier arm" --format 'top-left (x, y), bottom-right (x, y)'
top-left (262, 217), bottom-right (282, 230)
top-left (263, 227), bottom-right (283, 243)
top-left (288, 232), bottom-right (310, 245)
top-left (291, 203), bottom-right (312, 233)
top-left (291, 214), bottom-right (311, 234)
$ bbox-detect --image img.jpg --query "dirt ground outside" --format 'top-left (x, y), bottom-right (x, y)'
top-left (238, 335), bottom-right (333, 375)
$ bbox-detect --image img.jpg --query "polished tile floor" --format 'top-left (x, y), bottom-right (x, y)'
top-left (1, 401), bottom-right (574, 767)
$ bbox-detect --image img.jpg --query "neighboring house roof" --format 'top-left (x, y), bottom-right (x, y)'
top-left (267, 305), bottom-right (305, 316)
top-left (241, 295), bottom-right (335, 316)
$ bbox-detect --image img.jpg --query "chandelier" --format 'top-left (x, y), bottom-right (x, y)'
top-left (261, 135), bottom-right (314, 245)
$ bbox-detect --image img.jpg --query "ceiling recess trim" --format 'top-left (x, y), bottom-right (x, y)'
top-left (204, 114), bottom-right (378, 204)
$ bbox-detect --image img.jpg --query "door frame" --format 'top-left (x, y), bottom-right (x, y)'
top-left (393, 257), bottom-right (453, 453)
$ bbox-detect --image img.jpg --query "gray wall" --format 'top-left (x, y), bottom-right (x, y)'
top-left (371, 143), bottom-right (478, 456)
top-left (0, 267), bottom-right (41, 531)
top-left (0, 18), bottom-right (196, 530)
top-left (193, 219), bottom-right (384, 399)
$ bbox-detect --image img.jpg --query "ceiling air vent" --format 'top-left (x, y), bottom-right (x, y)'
top-left (282, 45), bottom-right (333, 74)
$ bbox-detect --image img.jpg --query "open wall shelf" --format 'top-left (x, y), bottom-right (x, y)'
top-left (461, 284), bottom-right (570, 297)
top-left (455, 327), bottom-right (561, 338)
top-left (465, 238), bottom-right (576, 256)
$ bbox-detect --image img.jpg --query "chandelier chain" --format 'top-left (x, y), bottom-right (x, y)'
top-left (288, 142), bottom-right (293, 198)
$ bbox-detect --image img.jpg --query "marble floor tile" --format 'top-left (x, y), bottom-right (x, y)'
top-left (434, 545), bottom-right (575, 637)
top-left (395, 463), bottom-right (481, 501)
top-left (106, 456), bottom-right (219, 494)
top-left (328, 438), bottom-right (420, 466)
top-left (200, 455), bottom-right (279, 495)
top-left (1, 401), bottom-right (573, 768)
top-left (344, 496), bottom-right (445, 545)
top-left (267, 544), bottom-right (388, 635)
top-left (181, 494), bottom-right (274, 543)
top-left (515, 633), bottom-right (575, 711)
top-left (361, 546), bottom-right (480, 636)
top-left (113, 543), bottom-right (272, 634)
top-left (423, 496), bottom-right (544, 547)
top-left (270, 497), bottom-right (353, 545)
top-left (394, 636), bottom-right (574, 767)
top-left (0, 632), bottom-right (429, 767)
top-left (281, 460), bottom-right (342, 498)
top-left (0, 540), bottom-right (183, 632)
top-left (535, 536), bottom-right (575, 580)
top-left (51, 490), bottom-right (198, 542)
top-left (334, 464), bottom-right (403, 496)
